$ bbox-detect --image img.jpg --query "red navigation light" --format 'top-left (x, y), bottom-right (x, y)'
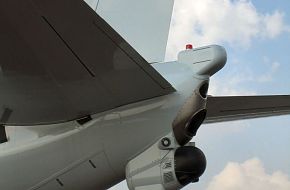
top-left (186, 44), bottom-right (193, 50)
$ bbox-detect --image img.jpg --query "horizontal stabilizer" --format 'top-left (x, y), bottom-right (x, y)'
top-left (205, 95), bottom-right (290, 123)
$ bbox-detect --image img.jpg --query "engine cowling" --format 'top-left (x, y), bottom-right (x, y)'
top-left (172, 83), bottom-right (208, 146)
top-left (126, 83), bottom-right (208, 190)
top-left (126, 45), bottom-right (227, 190)
top-left (126, 138), bottom-right (206, 190)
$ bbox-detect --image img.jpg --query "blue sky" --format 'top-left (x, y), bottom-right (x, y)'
top-left (108, 0), bottom-right (290, 189)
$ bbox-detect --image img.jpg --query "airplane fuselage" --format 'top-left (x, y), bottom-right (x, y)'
top-left (0, 61), bottom-right (204, 190)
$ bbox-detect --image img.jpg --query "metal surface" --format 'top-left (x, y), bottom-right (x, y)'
top-left (84, 0), bottom-right (175, 63)
top-left (1, 48), bottom-right (290, 190)
top-left (1, 1), bottom-right (290, 190)
top-left (206, 95), bottom-right (290, 123)
top-left (0, 0), bottom-right (174, 125)
top-left (0, 60), bottom-right (207, 190)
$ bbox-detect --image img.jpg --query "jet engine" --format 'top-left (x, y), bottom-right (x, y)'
top-left (172, 83), bottom-right (208, 146)
top-left (126, 138), bottom-right (206, 190)
top-left (126, 80), bottom-right (208, 190)
top-left (126, 45), bottom-right (227, 190)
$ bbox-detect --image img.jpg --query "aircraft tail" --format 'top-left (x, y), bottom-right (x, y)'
top-left (84, 0), bottom-right (175, 63)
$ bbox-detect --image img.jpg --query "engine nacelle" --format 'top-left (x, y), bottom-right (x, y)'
top-left (126, 45), bottom-right (227, 190)
top-left (172, 45), bottom-right (227, 146)
top-left (172, 84), bottom-right (207, 146)
top-left (126, 136), bottom-right (206, 190)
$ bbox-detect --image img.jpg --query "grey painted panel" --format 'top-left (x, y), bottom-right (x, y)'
top-left (0, 0), bottom-right (174, 125)
top-left (36, 181), bottom-right (61, 190)
top-left (205, 95), bottom-right (290, 123)
top-left (57, 152), bottom-right (115, 190)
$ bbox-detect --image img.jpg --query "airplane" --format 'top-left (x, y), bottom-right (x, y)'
top-left (0, 0), bottom-right (290, 190)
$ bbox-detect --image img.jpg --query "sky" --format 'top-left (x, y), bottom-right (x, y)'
top-left (106, 0), bottom-right (290, 189)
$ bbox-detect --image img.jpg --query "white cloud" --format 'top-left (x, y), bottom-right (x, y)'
top-left (207, 58), bottom-right (281, 96)
top-left (207, 64), bottom-right (257, 96)
top-left (208, 78), bottom-right (257, 96)
top-left (207, 158), bottom-right (290, 190)
top-left (263, 11), bottom-right (290, 39)
top-left (166, 0), bottom-right (289, 60)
